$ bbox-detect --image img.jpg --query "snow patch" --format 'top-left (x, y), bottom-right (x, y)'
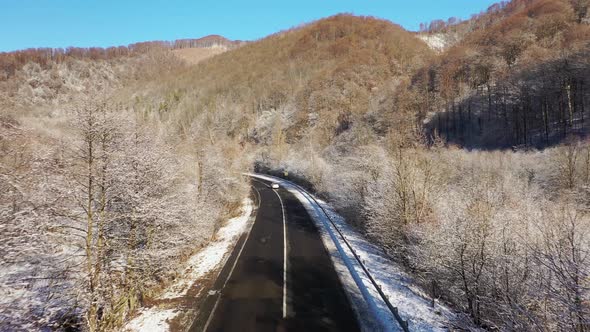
top-left (418, 34), bottom-right (448, 52)
top-left (125, 308), bottom-right (178, 332)
top-left (162, 198), bottom-right (253, 299)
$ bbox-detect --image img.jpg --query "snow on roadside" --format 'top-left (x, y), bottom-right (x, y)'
top-left (249, 174), bottom-right (464, 332)
top-left (124, 198), bottom-right (254, 332)
top-left (317, 203), bottom-right (461, 332)
top-left (162, 199), bottom-right (253, 299)
top-left (125, 308), bottom-right (178, 332)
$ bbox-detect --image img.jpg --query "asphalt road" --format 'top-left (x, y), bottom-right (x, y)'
top-left (190, 178), bottom-right (360, 332)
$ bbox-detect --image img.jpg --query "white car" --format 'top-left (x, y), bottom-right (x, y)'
top-left (271, 183), bottom-right (280, 189)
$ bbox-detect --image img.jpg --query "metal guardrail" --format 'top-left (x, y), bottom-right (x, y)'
top-left (274, 176), bottom-right (410, 332)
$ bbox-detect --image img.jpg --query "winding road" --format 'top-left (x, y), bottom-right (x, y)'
top-left (189, 177), bottom-right (360, 332)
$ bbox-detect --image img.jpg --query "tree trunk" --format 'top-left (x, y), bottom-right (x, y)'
top-left (543, 97), bottom-right (550, 145)
top-left (83, 107), bottom-right (98, 332)
top-left (566, 80), bottom-right (574, 127)
top-left (487, 82), bottom-right (493, 122)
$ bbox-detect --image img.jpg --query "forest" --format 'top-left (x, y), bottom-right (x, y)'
top-left (418, 0), bottom-right (590, 149)
top-left (1, 0), bottom-right (589, 331)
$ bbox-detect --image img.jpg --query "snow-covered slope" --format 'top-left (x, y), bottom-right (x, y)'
top-left (417, 33), bottom-right (452, 52)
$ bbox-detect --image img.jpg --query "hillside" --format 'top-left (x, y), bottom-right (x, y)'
top-left (0, 34), bottom-right (246, 109)
top-left (415, 0), bottom-right (590, 148)
top-left (134, 14), bottom-right (434, 151)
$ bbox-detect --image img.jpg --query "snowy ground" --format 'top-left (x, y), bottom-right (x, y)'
top-left (249, 174), bottom-right (467, 332)
top-left (125, 308), bottom-right (178, 332)
top-left (124, 198), bottom-right (254, 332)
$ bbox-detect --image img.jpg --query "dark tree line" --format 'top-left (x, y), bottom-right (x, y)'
top-left (411, 0), bottom-right (590, 149)
top-left (424, 49), bottom-right (589, 149)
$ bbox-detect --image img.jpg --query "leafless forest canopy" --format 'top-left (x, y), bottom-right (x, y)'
top-left (1, 0), bottom-right (589, 330)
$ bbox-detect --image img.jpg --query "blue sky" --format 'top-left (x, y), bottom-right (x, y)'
top-left (0, 0), bottom-right (499, 52)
